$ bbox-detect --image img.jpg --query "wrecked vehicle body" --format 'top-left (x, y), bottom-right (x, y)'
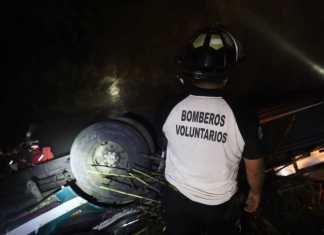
top-left (1, 100), bottom-right (324, 235)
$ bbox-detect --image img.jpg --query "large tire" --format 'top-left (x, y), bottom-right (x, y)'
top-left (114, 117), bottom-right (155, 154)
top-left (70, 120), bottom-right (152, 205)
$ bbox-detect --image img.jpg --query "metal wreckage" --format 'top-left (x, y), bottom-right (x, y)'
top-left (1, 100), bottom-right (324, 235)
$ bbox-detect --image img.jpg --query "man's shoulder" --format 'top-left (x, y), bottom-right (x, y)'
top-left (224, 95), bottom-right (264, 159)
top-left (224, 95), bottom-right (254, 110)
top-left (223, 96), bottom-right (258, 121)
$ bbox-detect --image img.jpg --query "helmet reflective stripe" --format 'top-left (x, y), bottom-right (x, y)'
top-left (193, 33), bottom-right (207, 48)
top-left (209, 34), bottom-right (224, 50)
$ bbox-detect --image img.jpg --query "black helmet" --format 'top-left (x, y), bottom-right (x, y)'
top-left (177, 26), bottom-right (245, 82)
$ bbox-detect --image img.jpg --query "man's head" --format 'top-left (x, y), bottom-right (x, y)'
top-left (177, 26), bottom-right (244, 90)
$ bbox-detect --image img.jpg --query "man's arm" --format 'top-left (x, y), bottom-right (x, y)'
top-left (243, 157), bottom-right (264, 213)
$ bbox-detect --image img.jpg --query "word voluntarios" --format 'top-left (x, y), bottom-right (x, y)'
top-left (176, 110), bottom-right (228, 143)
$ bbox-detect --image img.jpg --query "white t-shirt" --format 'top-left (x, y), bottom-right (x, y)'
top-left (163, 94), bottom-right (246, 205)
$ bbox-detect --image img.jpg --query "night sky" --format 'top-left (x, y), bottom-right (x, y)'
top-left (3, 0), bottom-right (324, 148)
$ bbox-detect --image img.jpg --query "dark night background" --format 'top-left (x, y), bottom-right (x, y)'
top-left (3, 0), bottom-right (324, 149)
top-left (1, 2), bottom-right (324, 234)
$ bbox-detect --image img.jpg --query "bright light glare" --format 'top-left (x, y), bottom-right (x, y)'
top-left (312, 64), bottom-right (324, 76)
top-left (243, 10), bottom-right (324, 78)
top-left (275, 148), bottom-right (324, 176)
top-left (296, 149), bottom-right (324, 169)
top-left (275, 164), bottom-right (296, 176)
top-left (101, 76), bottom-right (120, 97)
top-left (7, 197), bottom-right (87, 235)
top-left (109, 81), bottom-right (120, 97)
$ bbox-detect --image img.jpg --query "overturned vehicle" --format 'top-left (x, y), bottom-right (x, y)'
top-left (1, 99), bottom-right (324, 235)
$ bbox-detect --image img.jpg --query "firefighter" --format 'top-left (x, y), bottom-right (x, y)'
top-left (161, 26), bottom-right (264, 235)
